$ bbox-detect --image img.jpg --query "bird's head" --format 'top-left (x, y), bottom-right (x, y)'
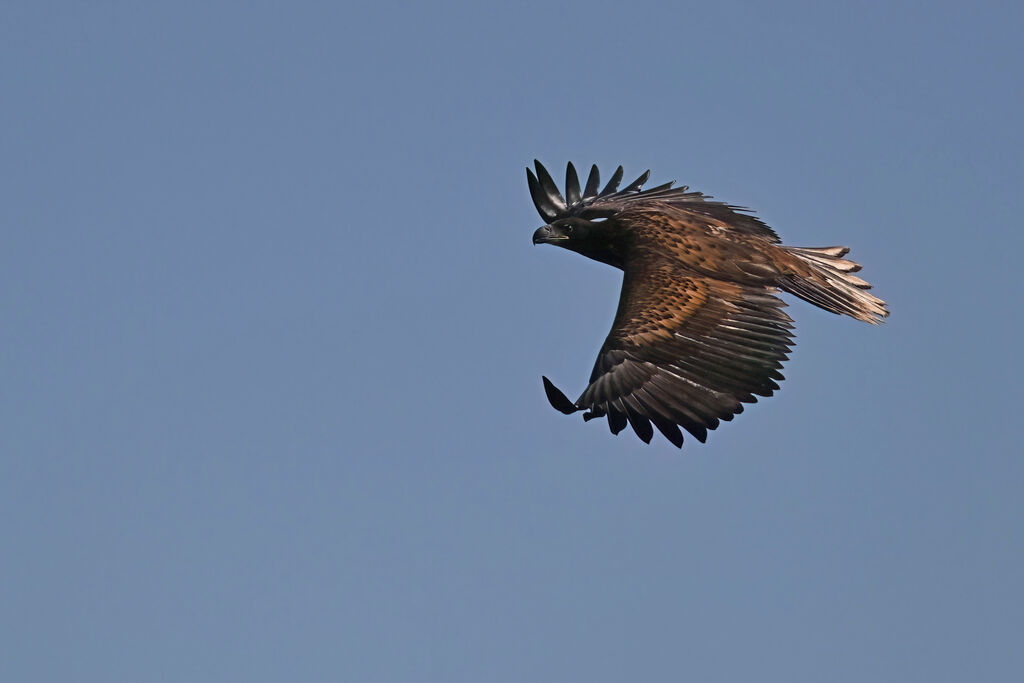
top-left (532, 217), bottom-right (624, 268)
top-left (527, 160), bottom-right (662, 270)
top-left (532, 217), bottom-right (605, 245)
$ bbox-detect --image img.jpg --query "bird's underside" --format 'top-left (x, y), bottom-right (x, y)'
top-left (528, 160), bottom-right (888, 449)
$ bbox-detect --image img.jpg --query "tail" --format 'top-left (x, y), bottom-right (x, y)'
top-left (780, 246), bottom-right (889, 324)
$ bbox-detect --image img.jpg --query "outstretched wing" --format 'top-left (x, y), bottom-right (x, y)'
top-left (527, 160), bottom-right (780, 243)
top-left (545, 254), bottom-right (795, 448)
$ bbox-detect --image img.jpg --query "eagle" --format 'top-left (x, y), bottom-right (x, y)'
top-left (529, 160), bottom-right (887, 448)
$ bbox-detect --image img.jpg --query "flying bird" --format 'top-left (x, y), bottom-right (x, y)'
top-left (529, 160), bottom-right (887, 448)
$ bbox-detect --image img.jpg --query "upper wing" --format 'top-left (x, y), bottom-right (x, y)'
top-left (550, 254), bottom-right (795, 448)
top-left (527, 160), bottom-right (780, 243)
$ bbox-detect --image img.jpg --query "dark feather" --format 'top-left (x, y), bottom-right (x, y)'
top-left (525, 168), bottom-right (546, 221)
top-left (565, 162), bottom-right (581, 205)
top-left (526, 168), bottom-right (558, 223)
top-left (542, 376), bottom-right (578, 415)
top-left (584, 164), bottom-right (601, 197)
top-left (607, 410), bottom-right (628, 435)
top-left (601, 165), bottom-right (624, 195)
top-left (622, 170), bottom-right (650, 193)
top-left (650, 415), bottom-right (685, 448)
top-left (625, 409), bottom-right (654, 444)
top-left (533, 160), bottom-right (566, 216)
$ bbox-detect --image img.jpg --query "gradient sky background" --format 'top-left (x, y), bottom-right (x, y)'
top-left (2, 2), bottom-right (1022, 681)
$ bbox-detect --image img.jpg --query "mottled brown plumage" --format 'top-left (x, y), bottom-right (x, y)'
top-left (530, 160), bottom-right (887, 448)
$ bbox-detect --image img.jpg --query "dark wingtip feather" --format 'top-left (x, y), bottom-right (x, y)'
top-left (684, 423), bottom-right (708, 443)
top-left (584, 165), bottom-right (601, 197)
top-left (652, 417), bottom-right (685, 448)
top-left (626, 412), bottom-right (654, 444)
top-left (533, 160), bottom-right (566, 213)
top-left (645, 181), bottom-right (675, 193)
top-left (565, 163), bottom-right (581, 205)
top-left (526, 169), bottom-right (543, 217)
top-left (542, 376), bottom-right (579, 415)
top-left (527, 168), bottom-right (558, 223)
top-left (608, 410), bottom-right (628, 435)
top-left (622, 170), bottom-right (650, 193)
top-left (601, 165), bottom-right (624, 195)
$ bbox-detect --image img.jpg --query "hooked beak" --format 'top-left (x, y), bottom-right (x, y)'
top-left (532, 224), bottom-right (568, 245)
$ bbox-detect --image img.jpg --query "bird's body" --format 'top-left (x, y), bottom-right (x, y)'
top-left (529, 161), bottom-right (887, 448)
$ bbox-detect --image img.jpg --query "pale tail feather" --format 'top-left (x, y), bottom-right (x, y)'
top-left (782, 246), bottom-right (889, 324)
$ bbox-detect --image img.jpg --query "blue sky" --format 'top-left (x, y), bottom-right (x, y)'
top-left (2, 2), bottom-right (1022, 681)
